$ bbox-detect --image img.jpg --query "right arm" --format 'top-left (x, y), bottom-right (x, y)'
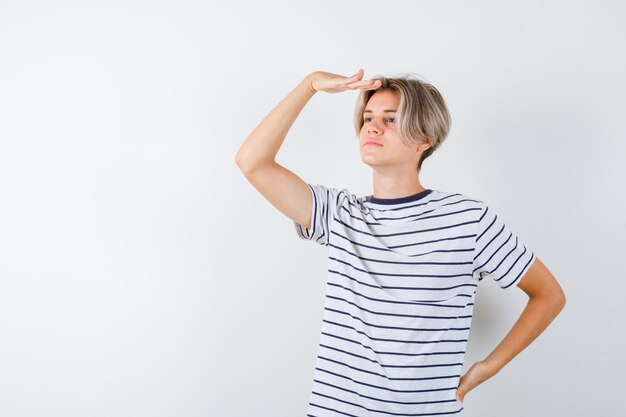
top-left (234, 69), bottom-right (381, 229)
top-left (234, 73), bottom-right (318, 228)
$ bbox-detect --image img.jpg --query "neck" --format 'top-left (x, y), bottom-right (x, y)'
top-left (371, 172), bottom-right (426, 199)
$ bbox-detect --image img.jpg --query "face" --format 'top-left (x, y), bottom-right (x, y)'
top-left (359, 89), bottom-right (430, 171)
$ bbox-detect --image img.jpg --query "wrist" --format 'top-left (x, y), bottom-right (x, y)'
top-left (482, 356), bottom-right (504, 376)
top-left (305, 72), bottom-right (319, 94)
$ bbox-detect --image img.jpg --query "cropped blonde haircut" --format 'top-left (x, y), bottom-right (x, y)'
top-left (353, 73), bottom-right (451, 173)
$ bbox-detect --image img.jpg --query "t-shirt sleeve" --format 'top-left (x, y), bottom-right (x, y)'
top-left (293, 183), bottom-right (341, 246)
top-left (473, 202), bottom-right (536, 290)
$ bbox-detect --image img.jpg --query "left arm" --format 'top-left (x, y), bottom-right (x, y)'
top-left (456, 257), bottom-right (566, 402)
top-left (483, 256), bottom-right (566, 372)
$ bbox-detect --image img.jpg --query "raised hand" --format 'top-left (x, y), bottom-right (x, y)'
top-left (309, 68), bottom-right (382, 94)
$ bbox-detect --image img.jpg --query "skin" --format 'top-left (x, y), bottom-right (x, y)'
top-left (359, 88), bottom-right (431, 199)
top-left (456, 257), bottom-right (566, 402)
top-left (236, 68), bottom-right (567, 405)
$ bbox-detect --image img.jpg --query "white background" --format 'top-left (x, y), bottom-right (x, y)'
top-left (0, 1), bottom-right (624, 416)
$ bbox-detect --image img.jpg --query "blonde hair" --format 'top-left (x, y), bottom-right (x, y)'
top-left (353, 73), bottom-right (451, 172)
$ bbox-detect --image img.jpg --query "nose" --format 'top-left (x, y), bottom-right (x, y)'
top-left (367, 120), bottom-right (381, 135)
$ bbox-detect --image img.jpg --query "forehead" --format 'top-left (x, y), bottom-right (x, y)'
top-left (364, 89), bottom-right (399, 111)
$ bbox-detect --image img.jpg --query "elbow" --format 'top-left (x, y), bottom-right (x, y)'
top-left (554, 284), bottom-right (567, 308)
top-left (235, 150), bottom-right (274, 175)
top-left (550, 289), bottom-right (567, 314)
top-left (234, 148), bottom-right (244, 166)
top-left (530, 288), bottom-right (566, 313)
top-left (235, 151), bottom-right (251, 174)
top-left (236, 158), bottom-right (261, 177)
top-left (558, 291), bottom-right (567, 310)
top-left (550, 294), bottom-right (566, 318)
top-left (548, 287), bottom-right (566, 307)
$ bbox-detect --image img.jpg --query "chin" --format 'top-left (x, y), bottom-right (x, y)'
top-left (361, 158), bottom-right (385, 168)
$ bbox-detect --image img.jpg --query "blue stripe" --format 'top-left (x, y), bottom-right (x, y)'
top-left (314, 378), bottom-right (460, 406)
top-left (323, 308), bottom-right (472, 332)
top-left (324, 292), bottom-right (474, 319)
top-left (310, 391), bottom-right (463, 416)
top-left (319, 343), bottom-right (465, 369)
top-left (325, 278), bottom-right (476, 309)
top-left (316, 367), bottom-right (462, 393)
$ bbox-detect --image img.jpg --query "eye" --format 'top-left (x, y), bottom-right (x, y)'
top-left (363, 117), bottom-right (396, 123)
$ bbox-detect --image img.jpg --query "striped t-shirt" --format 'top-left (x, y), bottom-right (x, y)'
top-left (293, 184), bottom-right (536, 417)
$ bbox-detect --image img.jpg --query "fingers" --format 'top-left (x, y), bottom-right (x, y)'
top-left (342, 69), bottom-right (381, 91)
top-left (351, 68), bottom-right (364, 79)
top-left (348, 80), bottom-right (373, 87)
top-left (347, 79), bottom-right (381, 90)
top-left (366, 80), bottom-right (382, 89)
top-left (345, 68), bottom-right (364, 83)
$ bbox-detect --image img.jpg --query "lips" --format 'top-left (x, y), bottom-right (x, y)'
top-left (365, 141), bottom-right (382, 146)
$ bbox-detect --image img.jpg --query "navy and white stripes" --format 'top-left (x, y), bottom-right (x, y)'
top-left (294, 183), bottom-right (338, 246)
top-left (473, 203), bottom-right (537, 289)
top-left (294, 184), bottom-right (536, 416)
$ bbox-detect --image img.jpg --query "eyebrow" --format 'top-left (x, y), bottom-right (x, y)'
top-left (363, 109), bottom-right (397, 113)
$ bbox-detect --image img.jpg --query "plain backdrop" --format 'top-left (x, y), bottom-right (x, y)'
top-left (0, 0), bottom-right (624, 416)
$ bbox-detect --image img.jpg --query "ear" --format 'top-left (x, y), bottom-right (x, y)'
top-left (416, 142), bottom-right (431, 153)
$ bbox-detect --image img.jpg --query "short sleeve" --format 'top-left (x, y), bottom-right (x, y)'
top-left (293, 183), bottom-right (341, 246)
top-left (473, 202), bottom-right (536, 290)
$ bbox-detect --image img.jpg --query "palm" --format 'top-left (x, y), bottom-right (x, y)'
top-left (310, 69), bottom-right (381, 93)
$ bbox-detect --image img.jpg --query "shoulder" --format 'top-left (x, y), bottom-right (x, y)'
top-left (308, 183), bottom-right (354, 210)
top-left (430, 189), bottom-right (485, 206)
